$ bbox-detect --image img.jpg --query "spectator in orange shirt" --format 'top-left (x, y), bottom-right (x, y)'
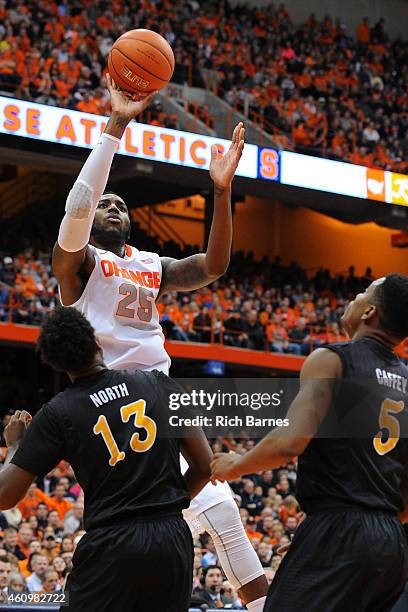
top-left (325, 321), bottom-right (348, 343)
top-left (357, 17), bottom-right (371, 44)
top-left (18, 540), bottom-right (42, 577)
top-left (292, 121), bottom-right (311, 147)
top-left (76, 92), bottom-right (100, 114)
top-left (245, 517), bottom-right (264, 543)
top-left (17, 483), bottom-right (51, 519)
top-left (14, 267), bottom-right (38, 299)
top-left (278, 495), bottom-right (303, 526)
top-left (269, 523), bottom-right (284, 546)
top-left (17, 523), bottom-right (33, 560)
top-left (47, 484), bottom-right (73, 520)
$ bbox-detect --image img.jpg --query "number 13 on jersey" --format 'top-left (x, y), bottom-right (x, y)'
top-left (93, 400), bottom-right (157, 466)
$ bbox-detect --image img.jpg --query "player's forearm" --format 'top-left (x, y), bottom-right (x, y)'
top-left (57, 129), bottom-right (120, 253)
top-left (205, 186), bottom-right (232, 277)
top-left (232, 432), bottom-right (304, 476)
top-left (104, 112), bottom-right (131, 140)
top-left (184, 465), bottom-right (211, 499)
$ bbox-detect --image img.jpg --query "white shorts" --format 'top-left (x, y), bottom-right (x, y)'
top-left (180, 454), bottom-right (233, 535)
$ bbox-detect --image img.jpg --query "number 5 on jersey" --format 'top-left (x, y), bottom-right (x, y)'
top-left (93, 400), bottom-right (157, 466)
top-left (373, 398), bottom-right (404, 456)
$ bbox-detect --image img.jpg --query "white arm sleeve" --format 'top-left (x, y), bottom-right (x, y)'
top-left (57, 132), bottom-right (120, 253)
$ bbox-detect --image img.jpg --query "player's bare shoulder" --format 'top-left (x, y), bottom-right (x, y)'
top-left (52, 242), bottom-right (96, 306)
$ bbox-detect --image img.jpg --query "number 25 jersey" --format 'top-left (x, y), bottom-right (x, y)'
top-left (66, 244), bottom-right (171, 373)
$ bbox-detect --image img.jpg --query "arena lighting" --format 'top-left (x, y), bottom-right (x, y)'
top-left (1, 95), bottom-right (408, 206)
top-left (280, 151), bottom-right (408, 206)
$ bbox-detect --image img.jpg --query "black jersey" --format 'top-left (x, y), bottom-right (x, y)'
top-left (296, 337), bottom-right (408, 514)
top-left (12, 369), bottom-right (191, 530)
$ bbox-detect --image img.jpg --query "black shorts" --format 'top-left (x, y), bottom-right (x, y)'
top-left (64, 514), bottom-right (193, 612)
top-left (265, 508), bottom-right (408, 612)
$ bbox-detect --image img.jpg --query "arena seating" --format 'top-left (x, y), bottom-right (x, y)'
top-left (0, 1), bottom-right (406, 172)
top-left (0, 232), bottom-right (377, 357)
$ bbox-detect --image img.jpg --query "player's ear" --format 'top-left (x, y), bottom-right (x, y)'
top-left (95, 338), bottom-right (104, 359)
top-left (361, 304), bottom-right (377, 322)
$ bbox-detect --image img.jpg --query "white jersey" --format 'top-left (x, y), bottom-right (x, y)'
top-left (62, 243), bottom-right (231, 516)
top-left (64, 244), bottom-right (170, 372)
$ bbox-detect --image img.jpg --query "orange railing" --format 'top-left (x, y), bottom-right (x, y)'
top-left (2, 286), bottom-right (407, 364)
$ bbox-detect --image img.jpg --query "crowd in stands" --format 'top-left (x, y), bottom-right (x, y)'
top-left (0, 449), bottom-right (84, 601)
top-left (0, 1), bottom-right (406, 173)
top-left (0, 222), bottom-right (382, 357)
top-left (0, 409), bottom-right (297, 608)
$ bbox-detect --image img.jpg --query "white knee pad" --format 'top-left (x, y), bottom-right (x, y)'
top-left (198, 498), bottom-right (265, 590)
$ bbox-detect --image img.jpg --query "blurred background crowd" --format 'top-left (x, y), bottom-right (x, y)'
top-left (1, 226), bottom-right (380, 357)
top-left (0, 0), bottom-right (406, 172)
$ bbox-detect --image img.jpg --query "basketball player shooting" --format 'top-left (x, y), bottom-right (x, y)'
top-left (52, 76), bottom-right (268, 610)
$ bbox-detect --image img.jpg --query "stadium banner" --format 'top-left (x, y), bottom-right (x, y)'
top-left (280, 150), bottom-right (408, 206)
top-left (0, 95), bottom-right (258, 179)
top-left (1, 95), bottom-right (407, 205)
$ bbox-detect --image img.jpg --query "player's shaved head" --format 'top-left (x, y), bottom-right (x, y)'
top-left (37, 307), bottom-right (102, 374)
top-left (342, 272), bottom-right (408, 342)
top-left (99, 191), bottom-right (126, 206)
top-left (372, 273), bottom-right (408, 340)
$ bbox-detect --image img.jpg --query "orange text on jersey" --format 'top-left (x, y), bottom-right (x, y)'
top-left (100, 260), bottom-right (160, 289)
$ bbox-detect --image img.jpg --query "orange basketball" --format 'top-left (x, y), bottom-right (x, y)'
top-left (108, 29), bottom-right (175, 95)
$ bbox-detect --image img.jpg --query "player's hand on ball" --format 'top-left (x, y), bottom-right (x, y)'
top-left (209, 122), bottom-right (245, 191)
top-left (210, 451), bottom-right (241, 484)
top-left (4, 410), bottom-right (32, 447)
top-left (106, 73), bottom-right (157, 122)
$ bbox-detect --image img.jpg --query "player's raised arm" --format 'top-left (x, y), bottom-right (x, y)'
top-left (210, 348), bottom-right (342, 482)
top-left (158, 123), bottom-right (245, 297)
top-left (52, 76), bottom-right (156, 305)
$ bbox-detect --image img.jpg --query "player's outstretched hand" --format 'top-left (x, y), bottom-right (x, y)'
top-left (4, 410), bottom-right (32, 447)
top-left (209, 122), bottom-right (245, 192)
top-left (106, 73), bottom-right (157, 122)
top-left (210, 451), bottom-right (241, 484)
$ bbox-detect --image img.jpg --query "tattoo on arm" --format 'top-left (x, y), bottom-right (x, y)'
top-left (159, 254), bottom-right (218, 297)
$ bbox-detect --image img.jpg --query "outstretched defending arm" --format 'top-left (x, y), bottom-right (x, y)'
top-left (210, 348), bottom-right (342, 482)
top-left (0, 411), bottom-right (35, 509)
top-left (158, 123), bottom-right (245, 297)
top-left (52, 76), bottom-right (156, 305)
